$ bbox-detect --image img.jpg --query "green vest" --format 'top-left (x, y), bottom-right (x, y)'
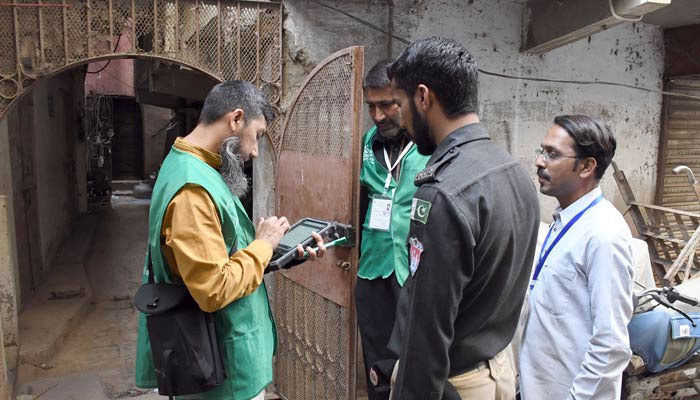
top-left (134, 147), bottom-right (276, 400)
top-left (358, 127), bottom-right (429, 286)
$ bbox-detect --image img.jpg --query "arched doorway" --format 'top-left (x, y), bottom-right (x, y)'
top-left (0, 0), bottom-right (283, 149)
top-left (0, 1), bottom-right (282, 396)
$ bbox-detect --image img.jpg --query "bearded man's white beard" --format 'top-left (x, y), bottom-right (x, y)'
top-left (220, 136), bottom-right (250, 198)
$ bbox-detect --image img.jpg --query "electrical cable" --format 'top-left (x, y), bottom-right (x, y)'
top-left (86, 34), bottom-right (124, 74)
top-left (309, 0), bottom-right (700, 101)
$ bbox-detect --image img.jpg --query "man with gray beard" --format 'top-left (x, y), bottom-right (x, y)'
top-left (135, 80), bottom-right (325, 400)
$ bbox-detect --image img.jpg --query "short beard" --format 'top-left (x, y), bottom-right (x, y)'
top-left (220, 136), bottom-right (250, 198)
top-left (410, 100), bottom-right (435, 155)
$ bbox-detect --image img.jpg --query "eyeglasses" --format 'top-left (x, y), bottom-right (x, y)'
top-left (535, 148), bottom-right (578, 162)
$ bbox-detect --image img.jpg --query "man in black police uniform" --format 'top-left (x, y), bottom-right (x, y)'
top-left (386, 37), bottom-right (540, 400)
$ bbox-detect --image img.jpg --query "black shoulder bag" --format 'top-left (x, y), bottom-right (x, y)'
top-left (133, 253), bottom-right (226, 399)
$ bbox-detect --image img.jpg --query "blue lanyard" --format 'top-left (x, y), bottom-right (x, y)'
top-left (530, 194), bottom-right (603, 289)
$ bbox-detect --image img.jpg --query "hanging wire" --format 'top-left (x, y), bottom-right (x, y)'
top-left (309, 0), bottom-right (700, 101)
top-left (86, 33), bottom-right (125, 74)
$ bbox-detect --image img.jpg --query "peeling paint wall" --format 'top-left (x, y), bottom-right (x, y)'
top-left (0, 195), bottom-right (18, 349)
top-left (0, 122), bottom-right (20, 342)
top-left (279, 0), bottom-right (664, 220)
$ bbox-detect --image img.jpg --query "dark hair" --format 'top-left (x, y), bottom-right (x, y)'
top-left (388, 37), bottom-right (478, 117)
top-left (198, 80), bottom-right (275, 125)
top-left (554, 115), bottom-right (617, 180)
top-left (363, 59), bottom-right (393, 90)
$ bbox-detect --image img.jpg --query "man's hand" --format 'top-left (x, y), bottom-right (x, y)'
top-left (297, 231), bottom-right (326, 260)
top-left (255, 216), bottom-right (290, 249)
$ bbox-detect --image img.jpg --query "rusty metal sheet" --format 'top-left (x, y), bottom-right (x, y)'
top-left (276, 153), bottom-right (353, 308)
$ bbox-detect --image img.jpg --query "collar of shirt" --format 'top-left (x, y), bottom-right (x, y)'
top-left (552, 186), bottom-right (603, 227)
top-left (174, 137), bottom-right (223, 169)
top-left (427, 122), bottom-right (490, 166)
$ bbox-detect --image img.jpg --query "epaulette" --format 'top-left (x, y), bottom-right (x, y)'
top-left (414, 147), bottom-right (460, 186)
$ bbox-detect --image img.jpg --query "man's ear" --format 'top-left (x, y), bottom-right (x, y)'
top-left (229, 109), bottom-right (245, 132)
top-left (578, 157), bottom-right (598, 179)
top-left (415, 84), bottom-right (430, 112)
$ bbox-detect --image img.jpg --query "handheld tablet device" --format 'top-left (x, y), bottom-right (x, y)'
top-left (267, 218), bottom-right (333, 271)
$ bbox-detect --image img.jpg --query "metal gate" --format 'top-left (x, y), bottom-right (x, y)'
top-left (0, 0), bottom-right (283, 152)
top-left (656, 76), bottom-right (700, 212)
top-left (274, 47), bottom-right (364, 400)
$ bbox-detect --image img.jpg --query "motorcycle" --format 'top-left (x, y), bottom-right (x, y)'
top-left (624, 281), bottom-right (700, 399)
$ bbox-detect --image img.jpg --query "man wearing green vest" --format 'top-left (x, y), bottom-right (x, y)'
top-left (134, 80), bottom-right (324, 400)
top-left (357, 59), bottom-right (430, 400)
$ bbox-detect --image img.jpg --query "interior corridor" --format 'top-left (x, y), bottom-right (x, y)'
top-left (16, 200), bottom-right (150, 399)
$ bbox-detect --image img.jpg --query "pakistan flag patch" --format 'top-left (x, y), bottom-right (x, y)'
top-left (411, 198), bottom-right (432, 224)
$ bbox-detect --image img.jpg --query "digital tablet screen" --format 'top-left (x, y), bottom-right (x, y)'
top-left (279, 224), bottom-right (319, 249)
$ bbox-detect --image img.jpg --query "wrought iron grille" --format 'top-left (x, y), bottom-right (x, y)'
top-left (280, 52), bottom-right (353, 159)
top-left (0, 0), bottom-right (282, 150)
top-left (275, 274), bottom-right (351, 400)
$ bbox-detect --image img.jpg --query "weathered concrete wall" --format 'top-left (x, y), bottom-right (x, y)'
top-left (0, 196), bottom-right (18, 347)
top-left (0, 117), bottom-right (21, 356)
top-left (0, 195), bottom-right (18, 399)
top-left (73, 72), bottom-right (88, 214)
top-left (32, 74), bottom-right (83, 270)
top-left (141, 104), bottom-right (173, 177)
top-left (280, 0), bottom-right (664, 221)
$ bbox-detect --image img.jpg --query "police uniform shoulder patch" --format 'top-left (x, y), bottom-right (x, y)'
top-left (409, 237), bottom-right (424, 276)
top-left (414, 168), bottom-right (435, 186)
top-left (369, 367), bottom-right (379, 386)
top-left (414, 148), bottom-right (460, 186)
top-left (411, 198), bottom-right (431, 224)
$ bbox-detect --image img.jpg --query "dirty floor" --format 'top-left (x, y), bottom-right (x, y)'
top-left (16, 201), bottom-right (149, 399)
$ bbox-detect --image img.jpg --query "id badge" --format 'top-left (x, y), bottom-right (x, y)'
top-left (368, 195), bottom-right (392, 231)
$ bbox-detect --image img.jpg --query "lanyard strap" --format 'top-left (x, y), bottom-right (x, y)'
top-left (530, 194), bottom-right (603, 289)
top-left (383, 141), bottom-right (413, 190)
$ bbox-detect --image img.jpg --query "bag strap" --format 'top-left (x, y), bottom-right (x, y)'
top-left (159, 349), bottom-right (175, 400)
top-left (147, 248), bottom-right (155, 284)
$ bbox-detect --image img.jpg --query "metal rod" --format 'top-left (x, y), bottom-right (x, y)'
top-left (62, 0), bottom-right (67, 62)
top-left (131, 0), bottom-right (135, 52)
top-left (108, 0), bottom-right (113, 51)
top-left (86, 0), bottom-right (91, 57)
top-left (278, 2), bottom-right (282, 86)
top-left (174, 0), bottom-right (178, 54)
top-left (195, 0), bottom-right (200, 65)
top-left (0, 2), bottom-right (70, 6)
top-left (153, 0), bottom-right (157, 53)
top-left (13, 0), bottom-right (21, 89)
top-left (217, 0), bottom-right (221, 76)
top-left (236, 1), bottom-right (240, 79)
top-left (38, 0), bottom-right (45, 65)
top-left (255, 2), bottom-right (259, 84)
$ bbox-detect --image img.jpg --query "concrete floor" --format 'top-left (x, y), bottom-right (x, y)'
top-left (17, 201), bottom-right (150, 399)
